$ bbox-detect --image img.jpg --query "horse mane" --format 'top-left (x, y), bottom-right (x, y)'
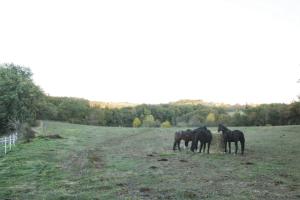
top-left (219, 124), bottom-right (231, 132)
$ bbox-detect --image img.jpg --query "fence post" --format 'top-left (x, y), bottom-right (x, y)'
top-left (9, 135), bottom-right (12, 150)
top-left (13, 134), bottom-right (15, 146)
top-left (4, 137), bottom-right (7, 154)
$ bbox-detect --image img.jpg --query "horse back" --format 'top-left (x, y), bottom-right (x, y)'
top-left (232, 130), bottom-right (245, 142)
top-left (204, 130), bottom-right (212, 142)
top-left (183, 131), bottom-right (194, 141)
top-left (195, 129), bottom-right (212, 142)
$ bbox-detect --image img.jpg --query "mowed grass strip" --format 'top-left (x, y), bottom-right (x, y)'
top-left (0, 121), bottom-right (299, 199)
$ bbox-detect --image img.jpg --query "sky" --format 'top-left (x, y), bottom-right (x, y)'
top-left (0, 0), bottom-right (299, 104)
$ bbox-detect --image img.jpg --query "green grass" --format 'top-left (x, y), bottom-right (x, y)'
top-left (0, 121), bottom-right (299, 199)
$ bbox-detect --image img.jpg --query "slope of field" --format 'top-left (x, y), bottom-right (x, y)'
top-left (0, 122), bottom-right (299, 199)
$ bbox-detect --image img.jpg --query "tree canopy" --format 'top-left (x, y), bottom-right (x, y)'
top-left (0, 63), bottom-right (44, 133)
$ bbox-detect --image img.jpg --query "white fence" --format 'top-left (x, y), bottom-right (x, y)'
top-left (0, 133), bottom-right (18, 155)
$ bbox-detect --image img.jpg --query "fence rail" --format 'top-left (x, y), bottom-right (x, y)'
top-left (0, 133), bottom-right (18, 155)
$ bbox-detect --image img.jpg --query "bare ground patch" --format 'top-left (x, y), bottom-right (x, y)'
top-left (38, 134), bottom-right (64, 139)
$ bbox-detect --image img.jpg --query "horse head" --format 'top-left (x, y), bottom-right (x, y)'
top-left (218, 124), bottom-right (224, 133)
top-left (206, 128), bottom-right (212, 135)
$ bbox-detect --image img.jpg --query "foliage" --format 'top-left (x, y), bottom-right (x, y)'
top-left (287, 101), bottom-right (300, 124)
top-left (205, 112), bottom-right (216, 124)
top-left (132, 117), bottom-right (142, 128)
top-left (0, 63), bottom-right (44, 134)
top-left (160, 120), bottom-right (172, 128)
top-left (20, 123), bottom-right (36, 143)
top-left (38, 96), bottom-right (300, 127)
top-left (142, 114), bottom-right (156, 127)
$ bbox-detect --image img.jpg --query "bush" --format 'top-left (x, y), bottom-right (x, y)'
top-left (142, 115), bottom-right (156, 127)
top-left (132, 117), bottom-right (142, 127)
top-left (21, 123), bottom-right (36, 143)
top-left (29, 120), bottom-right (41, 127)
top-left (161, 120), bottom-right (172, 128)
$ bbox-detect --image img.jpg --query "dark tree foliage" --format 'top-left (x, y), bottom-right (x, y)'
top-left (0, 63), bottom-right (44, 134)
top-left (37, 96), bottom-right (300, 127)
top-left (37, 96), bottom-right (90, 124)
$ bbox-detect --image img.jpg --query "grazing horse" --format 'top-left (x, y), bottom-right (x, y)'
top-left (190, 126), bottom-right (212, 154)
top-left (218, 124), bottom-right (245, 155)
top-left (173, 129), bottom-right (194, 151)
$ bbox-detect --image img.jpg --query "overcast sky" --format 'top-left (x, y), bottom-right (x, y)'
top-left (1, 0), bottom-right (299, 104)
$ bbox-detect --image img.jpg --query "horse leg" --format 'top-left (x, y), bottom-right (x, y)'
top-left (190, 141), bottom-right (194, 152)
top-left (178, 140), bottom-right (181, 151)
top-left (224, 139), bottom-right (227, 153)
top-left (241, 140), bottom-right (245, 155)
top-left (228, 142), bottom-right (231, 154)
top-left (173, 140), bottom-right (177, 151)
top-left (191, 139), bottom-right (196, 152)
top-left (185, 140), bottom-right (189, 149)
top-left (235, 141), bottom-right (238, 154)
top-left (207, 142), bottom-right (211, 154)
top-left (203, 143), bottom-right (206, 153)
top-left (199, 142), bottom-right (203, 153)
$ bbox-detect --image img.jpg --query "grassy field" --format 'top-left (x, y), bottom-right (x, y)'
top-left (0, 121), bottom-right (299, 199)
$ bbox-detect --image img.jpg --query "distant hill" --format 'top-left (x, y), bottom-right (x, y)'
top-left (170, 99), bottom-right (241, 108)
top-left (89, 99), bottom-right (245, 110)
top-left (170, 99), bottom-right (206, 105)
top-left (89, 101), bottom-right (138, 109)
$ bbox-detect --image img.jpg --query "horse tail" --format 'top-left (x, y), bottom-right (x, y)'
top-left (240, 132), bottom-right (245, 154)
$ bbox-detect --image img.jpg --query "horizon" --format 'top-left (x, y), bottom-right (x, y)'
top-left (1, 0), bottom-right (299, 105)
top-left (46, 95), bottom-right (295, 106)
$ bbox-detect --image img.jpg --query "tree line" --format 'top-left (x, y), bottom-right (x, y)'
top-left (37, 96), bottom-right (300, 127)
top-left (1, 63), bottom-right (299, 135)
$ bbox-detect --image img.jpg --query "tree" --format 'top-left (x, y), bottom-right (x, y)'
top-left (0, 63), bottom-right (44, 134)
top-left (205, 113), bottom-right (216, 125)
top-left (56, 98), bottom-right (89, 124)
top-left (132, 117), bottom-right (141, 127)
top-left (142, 114), bottom-right (156, 127)
top-left (287, 101), bottom-right (300, 124)
top-left (161, 120), bottom-right (171, 128)
top-left (87, 108), bottom-right (106, 126)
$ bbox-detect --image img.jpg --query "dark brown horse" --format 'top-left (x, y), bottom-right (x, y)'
top-left (218, 124), bottom-right (245, 155)
top-left (173, 129), bottom-right (194, 151)
top-left (190, 126), bottom-right (212, 154)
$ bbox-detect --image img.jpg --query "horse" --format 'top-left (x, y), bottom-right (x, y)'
top-left (173, 129), bottom-right (194, 151)
top-left (190, 126), bottom-right (212, 154)
top-left (218, 124), bottom-right (245, 155)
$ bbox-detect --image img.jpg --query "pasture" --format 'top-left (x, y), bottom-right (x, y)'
top-left (0, 121), bottom-right (299, 199)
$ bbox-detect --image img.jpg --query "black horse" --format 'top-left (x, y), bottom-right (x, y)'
top-left (218, 124), bottom-right (245, 155)
top-left (190, 126), bottom-right (212, 154)
top-left (173, 129), bottom-right (194, 151)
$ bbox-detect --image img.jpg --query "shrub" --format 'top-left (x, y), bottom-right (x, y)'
top-left (142, 115), bottom-right (156, 127)
top-left (132, 117), bottom-right (142, 127)
top-left (30, 120), bottom-right (41, 127)
top-left (21, 123), bottom-right (36, 143)
top-left (161, 120), bottom-right (172, 128)
top-left (206, 113), bottom-right (216, 124)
